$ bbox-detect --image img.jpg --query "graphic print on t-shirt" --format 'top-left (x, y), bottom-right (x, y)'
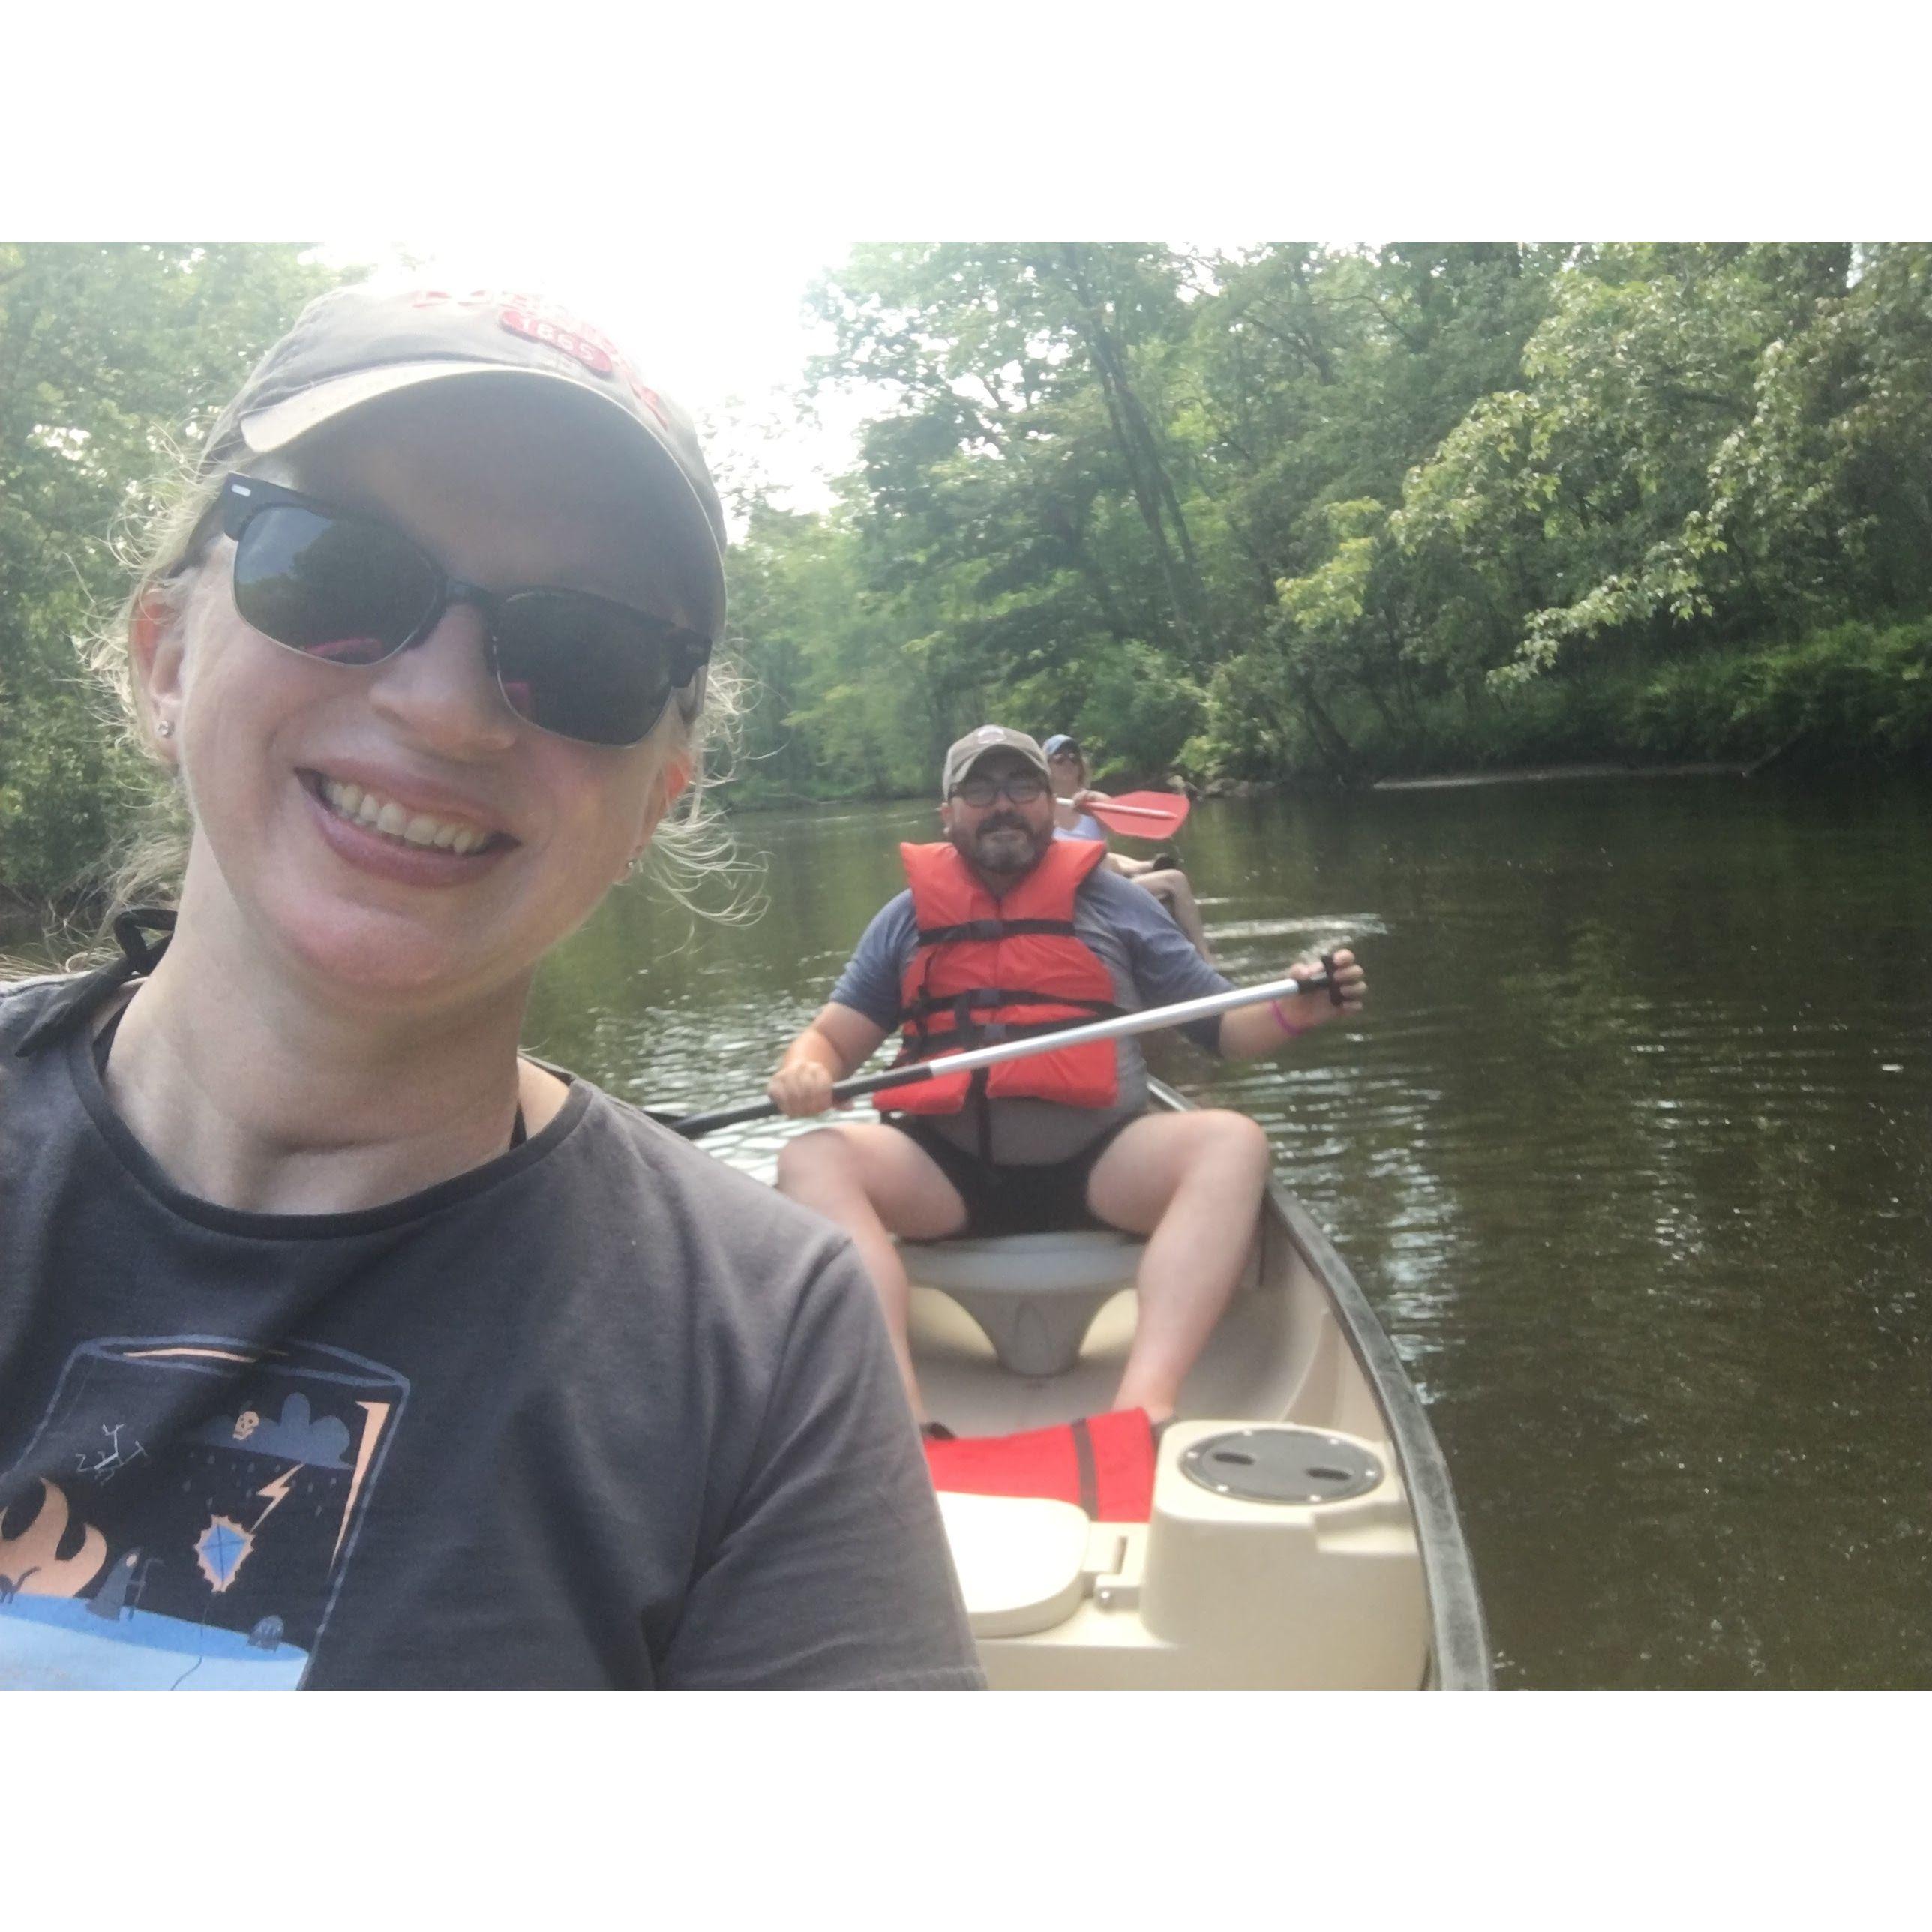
top-left (0, 1336), bottom-right (408, 1688)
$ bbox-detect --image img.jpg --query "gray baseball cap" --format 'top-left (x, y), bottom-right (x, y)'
top-left (200, 282), bottom-right (728, 644)
top-left (940, 725), bottom-right (1052, 799)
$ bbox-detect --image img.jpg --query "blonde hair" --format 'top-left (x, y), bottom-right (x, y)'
top-left (69, 441), bottom-right (754, 950)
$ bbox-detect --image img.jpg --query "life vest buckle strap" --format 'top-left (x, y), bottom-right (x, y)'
top-left (901, 988), bottom-right (1121, 1022)
top-left (889, 839), bottom-right (1121, 1115)
top-left (914, 917), bottom-right (1079, 946)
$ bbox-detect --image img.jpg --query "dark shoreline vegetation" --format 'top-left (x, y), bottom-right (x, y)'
top-left (4, 242), bottom-right (1930, 914)
top-left (722, 616), bottom-right (1932, 808)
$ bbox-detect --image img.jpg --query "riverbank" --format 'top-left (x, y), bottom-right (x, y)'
top-left (1372, 762), bottom-right (1742, 793)
top-left (8, 620), bottom-right (1930, 910)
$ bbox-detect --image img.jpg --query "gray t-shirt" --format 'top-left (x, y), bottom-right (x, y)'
top-left (830, 862), bottom-right (1232, 1164)
top-left (0, 974), bottom-right (983, 1690)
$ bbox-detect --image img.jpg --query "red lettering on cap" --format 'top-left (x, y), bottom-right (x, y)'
top-left (499, 305), bottom-right (615, 377)
top-left (628, 382), bottom-right (671, 430)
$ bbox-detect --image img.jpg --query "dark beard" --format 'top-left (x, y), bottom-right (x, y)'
top-left (952, 814), bottom-right (1041, 882)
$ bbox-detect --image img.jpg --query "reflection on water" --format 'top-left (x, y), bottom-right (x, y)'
top-left (529, 774), bottom-right (1932, 1689)
top-left (8, 777), bottom-right (1925, 1686)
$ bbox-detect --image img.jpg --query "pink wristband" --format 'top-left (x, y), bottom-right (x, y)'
top-left (1270, 994), bottom-right (1304, 1035)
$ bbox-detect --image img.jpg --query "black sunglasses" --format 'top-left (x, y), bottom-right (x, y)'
top-left (214, 474), bottom-right (712, 748)
top-left (951, 771), bottom-right (1048, 806)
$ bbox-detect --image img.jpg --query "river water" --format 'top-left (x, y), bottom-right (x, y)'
top-left (527, 772), bottom-right (1932, 1689)
top-left (9, 773), bottom-right (1928, 1687)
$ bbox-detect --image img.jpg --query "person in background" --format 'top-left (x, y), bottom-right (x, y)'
top-left (768, 725), bottom-right (1366, 1435)
top-left (0, 282), bottom-right (981, 1690)
top-left (1043, 734), bottom-right (1214, 961)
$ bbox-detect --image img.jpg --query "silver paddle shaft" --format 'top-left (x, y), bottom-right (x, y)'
top-left (664, 966), bottom-right (1329, 1128)
top-left (902, 970), bottom-right (1328, 1084)
top-left (668, 970), bottom-right (1334, 1136)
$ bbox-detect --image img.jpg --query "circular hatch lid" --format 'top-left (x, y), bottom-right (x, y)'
top-left (1180, 1426), bottom-right (1384, 1504)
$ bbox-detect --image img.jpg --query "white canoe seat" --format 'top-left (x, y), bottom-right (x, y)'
top-left (934, 1490), bottom-right (1097, 1636)
top-left (902, 1229), bottom-right (1145, 1376)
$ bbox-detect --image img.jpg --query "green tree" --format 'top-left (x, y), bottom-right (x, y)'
top-left (0, 242), bottom-right (346, 903)
top-left (698, 240), bottom-right (1932, 798)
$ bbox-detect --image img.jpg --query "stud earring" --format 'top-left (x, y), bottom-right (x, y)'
top-left (155, 719), bottom-right (173, 739)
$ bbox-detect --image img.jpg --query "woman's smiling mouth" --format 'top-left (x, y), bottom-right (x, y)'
top-left (299, 769), bottom-right (518, 872)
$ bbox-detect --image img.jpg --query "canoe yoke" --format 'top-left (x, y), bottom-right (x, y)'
top-left (901, 1228), bottom-right (1258, 1377)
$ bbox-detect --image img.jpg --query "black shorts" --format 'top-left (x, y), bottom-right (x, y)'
top-left (884, 1114), bottom-right (1137, 1240)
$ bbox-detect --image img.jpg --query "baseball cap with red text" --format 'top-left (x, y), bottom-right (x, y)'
top-left (200, 283), bottom-right (728, 646)
top-left (940, 725), bottom-right (1053, 799)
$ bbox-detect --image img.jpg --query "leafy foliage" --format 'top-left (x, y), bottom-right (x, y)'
top-left (722, 242), bottom-right (1931, 802)
top-left (0, 243), bottom-right (345, 904)
top-left (6, 242), bottom-right (1930, 903)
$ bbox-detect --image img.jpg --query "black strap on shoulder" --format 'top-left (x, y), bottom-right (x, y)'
top-left (13, 908), bottom-right (177, 1058)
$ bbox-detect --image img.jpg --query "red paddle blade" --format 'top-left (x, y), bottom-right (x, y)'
top-left (1088, 791), bottom-right (1190, 839)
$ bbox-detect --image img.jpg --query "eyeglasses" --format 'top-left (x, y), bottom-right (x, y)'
top-left (214, 474), bottom-right (712, 748)
top-left (951, 771), bottom-right (1048, 807)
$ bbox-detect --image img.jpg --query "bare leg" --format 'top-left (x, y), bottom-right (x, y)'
top-left (775, 1123), bottom-right (968, 1422)
top-left (1104, 852), bottom-right (1157, 878)
top-left (1085, 1109), bottom-right (1271, 1423)
top-left (1136, 869), bottom-right (1215, 963)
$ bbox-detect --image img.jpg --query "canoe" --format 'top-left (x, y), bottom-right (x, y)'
top-left (904, 1078), bottom-right (1492, 1689)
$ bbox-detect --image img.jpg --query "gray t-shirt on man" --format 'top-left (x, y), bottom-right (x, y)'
top-left (830, 862), bottom-right (1232, 1165)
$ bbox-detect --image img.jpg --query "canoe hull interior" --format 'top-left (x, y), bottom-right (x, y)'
top-left (904, 1084), bottom-right (1487, 1690)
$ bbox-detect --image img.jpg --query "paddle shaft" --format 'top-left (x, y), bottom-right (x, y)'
top-left (1054, 796), bottom-right (1177, 822)
top-left (668, 969), bottom-right (1333, 1138)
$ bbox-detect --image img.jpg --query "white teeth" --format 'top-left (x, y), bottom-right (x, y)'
top-left (318, 776), bottom-right (490, 855)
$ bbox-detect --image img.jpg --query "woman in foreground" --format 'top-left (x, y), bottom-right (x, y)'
top-left (0, 284), bottom-right (981, 1689)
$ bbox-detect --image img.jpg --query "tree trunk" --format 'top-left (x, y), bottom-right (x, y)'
top-left (1294, 676), bottom-right (1369, 784)
top-left (1050, 244), bottom-right (1214, 662)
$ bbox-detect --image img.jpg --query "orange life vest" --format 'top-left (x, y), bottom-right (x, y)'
top-left (924, 1409), bottom-right (1157, 1522)
top-left (872, 838), bottom-right (1120, 1118)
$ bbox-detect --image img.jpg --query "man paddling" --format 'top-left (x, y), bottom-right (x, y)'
top-left (768, 725), bottom-right (1366, 1434)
